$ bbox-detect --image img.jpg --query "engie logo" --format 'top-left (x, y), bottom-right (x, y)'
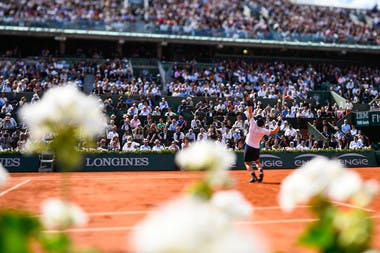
top-left (337, 153), bottom-right (368, 167)
top-left (294, 154), bottom-right (323, 167)
top-left (260, 154), bottom-right (283, 168)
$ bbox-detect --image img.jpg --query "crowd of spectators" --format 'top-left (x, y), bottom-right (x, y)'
top-left (1, 55), bottom-right (378, 106)
top-left (146, 0), bottom-right (380, 44)
top-left (0, 0), bottom-right (379, 44)
top-left (0, 53), bottom-right (378, 152)
top-left (0, 85), bottom-right (372, 152)
top-left (92, 93), bottom-right (371, 153)
top-left (0, 55), bottom-right (86, 92)
top-left (0, 55), bottom-right (162, 97)
top-left (0, 0), bottom-right (142, 31)
top-left (170, 60), bottom-right (379, 104)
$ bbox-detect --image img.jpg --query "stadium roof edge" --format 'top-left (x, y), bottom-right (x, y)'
top-left (1, 25), bottom-right (380, 54)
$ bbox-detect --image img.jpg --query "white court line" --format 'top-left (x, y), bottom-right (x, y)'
top-left (45, 226), bottom-right (142, 233)
top-left (27, 175), bottom-right (204, 181)
top-left (0, 179), bottom-right (31, 197)
top-left (85, 205), bottom-right (311, 217)
top-left (332, 201), bottom-right (375, 212)
top-left (254, 204), bottom-right (310, 210)
top-left (44, 215), bottom-right (380, 233)
top-left (88, 210), bottom-right (157, 216)
top-left (42, 219), bottom-right (319, 233)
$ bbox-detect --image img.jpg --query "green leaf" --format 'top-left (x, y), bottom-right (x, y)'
top-left (187, 180), bottom-right (213, 200)
top-left (334, 209), bottom-right (374, 253)
top-left (39, 232), bottom-right (72, 253)
top-left (298, 200), bottom-right (338, 252)
top-left (0, 210), bottom-right (41, 253)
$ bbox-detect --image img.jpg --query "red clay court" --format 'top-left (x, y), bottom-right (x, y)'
top-left (1, 168), bottom-right (380, 253)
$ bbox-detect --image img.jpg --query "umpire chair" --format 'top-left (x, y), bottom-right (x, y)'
top-left (39, 151), bottom-right (55, 172)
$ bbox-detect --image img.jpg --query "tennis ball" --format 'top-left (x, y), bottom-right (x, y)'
top-left (243, 49), bottom-right (248, 54)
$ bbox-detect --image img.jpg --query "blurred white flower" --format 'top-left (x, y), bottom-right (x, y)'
top-left (19, 85), bottom-right (107, 142)
top-left (211, 190), bottom-right (253, 220)
top-left (209, 228), bottom-right (268, 253)
top-left (0, 163), bottom-right (9, 187)
top-left (175, 141), bottom-right (236, 172)
top-left (352, 179), bottom-right (380, 207)
top-left (279, 157), bottom-right (370, 212)
top-left (131, 193), bottom-right (265, 253)
top-left (279, 157), bottom-right (340, 211)
top-left (207, 169), bottom-right (232, 188)
top-left (41, 198), bottom-right (88, 230)
top-left (327, 170), bottom-right (362, 202)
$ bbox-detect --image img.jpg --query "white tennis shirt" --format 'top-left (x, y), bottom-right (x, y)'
top-left (245, 118), bottom-right (271, 148)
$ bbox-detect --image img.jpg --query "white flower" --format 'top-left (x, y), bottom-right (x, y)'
top-left (175, 141), bottom-right (236, 172)
top-left (327, 170), bottom-right (362, 202)
top-left (211, 190), bottom-right (253, 220)
top-left (0, 163), bottom-right (9, 187)
top-left (279, 157), bottom-right (359, 212)
top-left (131, 194), bottom-right (265, 253)
top-left (352, 179), bottom-right (379, 207)
top-left (41, 198), bottom-right (88, 230)
top-left (210, 228), bottom-right (268, 253)
top-left (19, 85), bottom-right (107, 142)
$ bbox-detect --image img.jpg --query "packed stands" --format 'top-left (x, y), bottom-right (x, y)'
top-left (0, 0), bottom-right (379, 153)
top-left (0, 57), bottom-right (379, 151)
top-left (0, 0), bottom-right (379, 44)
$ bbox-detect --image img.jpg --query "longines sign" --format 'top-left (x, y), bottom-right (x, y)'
top-left (0, 155), bottom-right (40, 172)
top-left (85, 157), bottom-right (149, 167)
top-left (81, 154), bottom-right (177, 171)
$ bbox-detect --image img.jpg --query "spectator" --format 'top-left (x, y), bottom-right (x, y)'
top-left (185, 128), bottom-right (196, 142)
top-left (181, 137), bottom-right (191, 149)
top-left (285, 141), bottom-right (296, 151)
top-left (130, 115), bottom-right (141, 129)
top-left (158, 126), bottom-right (171, 146)
top-left (341, 119), bottom-right (351, 134)
top-left (108, 136), bottom-right (121, 151)
top-left (159, 98), bottom-right (169, 110)
top-left (107, 127), bottom-right (119, 141)
top-left (122, 141), bottom-right (137, 152)
top-left (349, 135), bottom-right (364, 149)
top-left (173, 126), bottom-right (185, 143)
top-left (1, 101), bottom-right (13, 114)
top-left (1, 113), bottom-right (17, 130)
top-left (152, 139), bottom-right (164, 151)
top-left (97, 137), bottom-right (108, 151)
top-left (139, 138), bottom-right (151, 151)
top-left (168, 140), bottom-right (180, 152)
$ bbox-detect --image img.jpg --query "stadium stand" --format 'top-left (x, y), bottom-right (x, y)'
top-left (0, 1), bottom-right (379, 153)
top-left (0, 0), bottom-right (379, 44)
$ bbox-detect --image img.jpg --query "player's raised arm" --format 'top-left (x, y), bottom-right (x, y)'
top-left (270, 115), bottom-right (282, 135)
top-left (245, 95), bottom-right (253, 120)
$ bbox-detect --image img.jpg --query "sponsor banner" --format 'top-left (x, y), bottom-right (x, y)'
top-left (234, 151), bottom-right (377, 169)
top-left (0, 154), bottom-right (40, 172)
top-left (1, 151), bottom-right (377, 172)
top-left (80, 153), bottom-right (177, 171)
top-left (354, 111), bottom-right (380, 127)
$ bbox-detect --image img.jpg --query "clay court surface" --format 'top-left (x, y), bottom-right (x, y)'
top-left (1, 168), bottom-right (380, 253)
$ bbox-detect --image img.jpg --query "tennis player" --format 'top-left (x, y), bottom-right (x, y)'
top-left (244, 97), bottom-right (281, 183)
